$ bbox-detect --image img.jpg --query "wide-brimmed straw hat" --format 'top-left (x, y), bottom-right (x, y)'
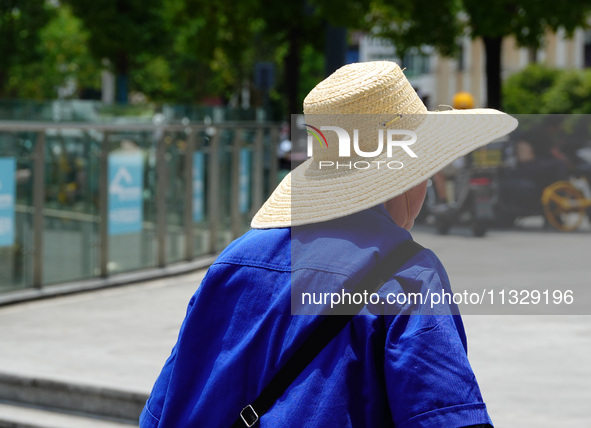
top-left (252, 61), bottom-right (518, 228)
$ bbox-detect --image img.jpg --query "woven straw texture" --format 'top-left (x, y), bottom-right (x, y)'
top-left (252, 61), bottom-right (518, 228)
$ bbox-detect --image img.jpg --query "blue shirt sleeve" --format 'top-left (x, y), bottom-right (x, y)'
top-left (384, 268), bottom-right (493, 428)
top-left (139, 294), bottom-right (198, 428)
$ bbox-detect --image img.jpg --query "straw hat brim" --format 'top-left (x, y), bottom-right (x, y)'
top-left (251, 108), bottom-right (518, 229)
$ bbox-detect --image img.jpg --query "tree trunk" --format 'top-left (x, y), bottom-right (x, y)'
top-left (483, 36), bottom-right (502, 109)
top-left (115, 51), bottom-right (130, 104)
top-left (284, 26), bottom-right (302, 116)
top-left (0, 70), bottom-right (7, 98)
top-left (325, 25), bottom-right (347, 77)
top-left (528, 47), bottom-right (537, 64)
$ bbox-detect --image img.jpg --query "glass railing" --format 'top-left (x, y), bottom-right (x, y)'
top-left (0, 121), bottom-right (280, 294)
top-left (0, 99), bottom-right (270, 124)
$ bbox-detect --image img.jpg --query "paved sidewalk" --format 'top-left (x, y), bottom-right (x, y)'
top-left (0, 272), bottom-right (206, 396)
top-left (0, 226), bottom-right (590, 427)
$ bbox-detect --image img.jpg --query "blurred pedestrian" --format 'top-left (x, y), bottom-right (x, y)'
top-left (515, 123), bottom-right (569, 190)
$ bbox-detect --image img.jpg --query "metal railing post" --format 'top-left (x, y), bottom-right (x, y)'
top-left (268, 126), bottom-right (279, 191)
top-left (207, 132), bottom-right (221, 254)
top-left (230, 128), bottom-right (243, 239)
top-left (32, 131), bottom-right (46, 288)
top-left (99, 132), bottom-right (109, 278)
top-left (184, 129), bottom-right (196, 261)
top-left (252, 127), bottom-right (264, 213)
top-left (156, 133), bottom-right (168, 268)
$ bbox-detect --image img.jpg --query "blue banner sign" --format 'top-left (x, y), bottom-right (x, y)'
top-left (193, 152), bottom-right (205, 222)
top-left (0, 158), bottom-right (16, 247)
top-left (239, 149), bottom-right (251, 214)
top-left (108, 152), bottom-right (144, 236)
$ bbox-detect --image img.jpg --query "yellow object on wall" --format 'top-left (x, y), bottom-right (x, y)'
top-left (453, 92), bottom-right (475, 109)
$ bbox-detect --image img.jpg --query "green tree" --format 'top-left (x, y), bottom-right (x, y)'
top-left (503, 65), bottom-right (591, 114)
top-left (255, 0), bottom-right (373, 115)
top-left (136, 0), bottom-right (341, 115)
top-left (129, 0), bottom-right (267, 106)
top-left (256, 0), bottom-right (322, 115)
top-left (0, 0), bottom-right (53, 97)
top-left (7, 4), bottom-right (101, 99)
top-left (366, 0), bottom-right (462, 60)
top-left (543, 69), bottom-right (591, 114)
top-left (76, 0), bottom-right (370, 115)
top-left (64, 0), bottom-right (171, 103)
top-left (368, 0), bottom-right (591, 109)
top-left (463, 0), bottom-right (591, 109)
top-left (502, 64), bottom-right (562, 114)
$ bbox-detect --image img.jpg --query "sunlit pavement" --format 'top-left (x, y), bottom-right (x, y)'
top-left (413, 218), bottom-right (591, 427)
top-left (0, 218), bottom-right (589, 426)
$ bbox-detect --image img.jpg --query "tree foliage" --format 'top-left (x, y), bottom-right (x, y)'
top-left (367, 0), bottom-right (462, 59)
top-left (464, 0), bottom-right (589, 45)
top-left (368, 0), bottom-right (591, 109)
top-left (64, 0), bottom-right (171, 102)
top-left (503, 64), bottom-right (561, 114)
top-left (543, 70), bottom-right (591, 114)
top-left (6, 4), bottom-right (101, 99)
top-left (0, 0), bottom-right (53, 96)
top-left (503, 65), bottom-right (591, 114)
top-left (464, 0), bottom-right (591, 108)
top-left (4, 0), bottom-right (591, 116)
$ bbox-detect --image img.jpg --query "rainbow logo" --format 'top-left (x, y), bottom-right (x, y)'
top-left (303, 124), bottom-right (328, 148)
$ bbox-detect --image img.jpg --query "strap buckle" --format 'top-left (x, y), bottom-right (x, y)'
top-left (240, 404), bottom-right (259, 427)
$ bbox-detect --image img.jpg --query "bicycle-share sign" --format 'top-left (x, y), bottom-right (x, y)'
top-left (0, 158), bottom-right (16, 247)
top-left (239, 148), bottom-right (250, 214)
top-left (108, 153), bottom-right (144, 236)
top-left (192, 152), bottom-right (205, 222)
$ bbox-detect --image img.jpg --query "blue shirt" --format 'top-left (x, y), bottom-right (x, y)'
top-left (140, 205), bottom-right (493, 428)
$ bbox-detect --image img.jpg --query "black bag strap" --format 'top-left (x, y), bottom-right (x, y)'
top-left (232, 240), bottom-right (425, 427)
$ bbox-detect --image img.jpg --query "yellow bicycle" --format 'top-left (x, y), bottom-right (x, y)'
top-left (541, 181), bottom-right (591, 232)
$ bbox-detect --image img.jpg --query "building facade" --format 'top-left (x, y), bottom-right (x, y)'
top-left (359, 28), bottom-right (589, 109)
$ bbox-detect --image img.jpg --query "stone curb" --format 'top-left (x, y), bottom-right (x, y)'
top-left (0, 372), bottom-right (148, 423)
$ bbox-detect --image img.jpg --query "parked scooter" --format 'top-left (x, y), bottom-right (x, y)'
top-left (429, 166), bottom-right (496, 237)
top-left (426, 91), bottom-right (498, 236)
